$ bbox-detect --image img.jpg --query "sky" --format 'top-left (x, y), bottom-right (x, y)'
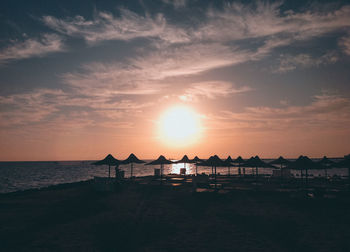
top-left (0, 0), bottom-right (350, 161)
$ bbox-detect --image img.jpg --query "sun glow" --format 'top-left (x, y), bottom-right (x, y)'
top-left (159, 106), bottom-right (201, 146)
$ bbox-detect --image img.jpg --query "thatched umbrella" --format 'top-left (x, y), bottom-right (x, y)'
top-left (198, 155), bottom-right (226, 189)
top-left (233, 156), bottom-right (245, 176)
top-left (190, 156), bottom-right (203, 175)
top-left (223, 156), bottom-right (234, 176)
top-left (121, 153), bottom-right (145, 178)
top-left (92, 154), bottom-right (119, 178)
top-left (270, 156), bottom-right (290, 170)
top-left (269, 156), bottom-right (290, 179)
top-left (317, 156), bottom-right (335, 178)
top-left (243, 156), bottom-right (274, 177)
top-left (287, 155), bottom-right (319, 184)
top-left (146, 155), bottom-right (173, 184)
top-left (334, 155), bottom-right (350, 185)
top-left (175, 155), bottom-right (195, 173)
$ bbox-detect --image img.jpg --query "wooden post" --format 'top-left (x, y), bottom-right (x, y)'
top-left (214, 166), bottom-right (217, 190)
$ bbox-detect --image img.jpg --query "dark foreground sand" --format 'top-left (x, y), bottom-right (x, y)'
top-left (1, 180), bottom-right (350, 252)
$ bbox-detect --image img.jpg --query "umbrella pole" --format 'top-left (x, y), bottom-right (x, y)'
top-left (160, 164), bottom-right (163, 185)
top-left (108, 164), bottom-right (111, 178)
top-left (131, 163), bottom-right (133, 178)
top-left (215, 166), bottom-right (217, 190)
top-left (195, 164), bottom-right (198, 176)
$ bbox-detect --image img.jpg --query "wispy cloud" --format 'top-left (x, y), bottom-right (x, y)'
top-left (43, 8), bottom-right (189, 45)
top-left (205, 93), bottom-right (350, 131)
top-left (179, 81), bottom-right (252, 102)
top-left (0, 34), bottom-right (64, 63)
top-left (196, 2), bottom-right (350, 42)
top-left (162, 0), bottom-right (187, 9)
top-left (274, 51), bottom-right (339, 73)
top-left (339, 34), bottom-right (350, 56)
top-left (0, 88), bottom-right (154, 129)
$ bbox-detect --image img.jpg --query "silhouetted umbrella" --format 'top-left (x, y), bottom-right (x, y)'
top-left (243, 156), bottom-right (274, 177)
top-left (335, 155), bottom-right (350, 168)
top-left (92, 154), bottom-right (119, 178)
top-left (233, 156), bottom-right (245, 176)
top-left (335, 155), bottom-right (350, 185)
top-left (317, 156), bottom-right (335, 178)
top-left (121, 153), bottom-right (145, 178)
top-left (270, 156), bottom-right (290, 169)
top-left (223, 156), bottom-right (234, 176)
top-left (287, 155), bottom-right (319, 183)
top-left (175, 155), bottom-right (195, 172)
top-left (146, 155), bottom-right (173, 183)
top-left (190, 156), bottom-right (203, 175)
top-left (198, 155), bottom-right (226, 189)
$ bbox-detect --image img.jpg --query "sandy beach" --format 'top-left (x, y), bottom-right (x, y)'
top-left (1, 178), bottom-right (350, 252)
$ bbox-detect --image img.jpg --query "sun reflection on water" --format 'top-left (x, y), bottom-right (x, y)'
top-left (169, 162), bottom-right (195, 174)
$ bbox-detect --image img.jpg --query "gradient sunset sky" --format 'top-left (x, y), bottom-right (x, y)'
top-left (1, 0), bottom-right (350, 161)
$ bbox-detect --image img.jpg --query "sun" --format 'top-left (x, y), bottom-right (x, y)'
top-left (159, 106), bottom-right (201, 146)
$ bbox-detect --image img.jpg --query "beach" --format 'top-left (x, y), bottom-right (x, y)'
top-left (1, 178), bottom-right (350, 251)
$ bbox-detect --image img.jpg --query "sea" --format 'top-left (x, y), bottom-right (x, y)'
top-left (0, 159), bottom-right (348, 193)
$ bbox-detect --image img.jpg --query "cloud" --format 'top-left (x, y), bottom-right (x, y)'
top-left (339, 34), bottom-right (350, 56)
top-left (62, 42), bottom-right (256, 99)
top-left (0, 34), bottom-right (64, 63)
top-left (43, 8), bottom-right (190, 45)
top-left (162, 0), bottom-right (187, 9)
top-left (0, 88), bottom-right (154, 128)
top-left (274, 51), bottom-right (339, 73)
top-left (205, 93), bottom-right (350, 131)
top-left (196, 2), bottom-right (350, 42)
top-left (179, 81), bottom-right (252, 101)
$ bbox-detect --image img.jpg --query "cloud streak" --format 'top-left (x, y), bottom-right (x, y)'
top-left (0, 34), bottom-right (64, 63)
top-left (43, 8), bottom-right (189, 45)
top-left (205, 93), bottom-right (350, 131)
top-left (274, 51), bottom-right (339, 73)
top-left (179, 81), bottom-right (252, 102)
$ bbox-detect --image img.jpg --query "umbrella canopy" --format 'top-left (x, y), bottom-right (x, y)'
top-left (92, 154), bottom-right (119, 166)
top-left (121, 153), bottom-right (145, 164)
top-left (335, 155), bottom-right (350, 168)
top-left (92, 154), bottom-right (120, 178)
top-left (199, 155), bottom-right (226, 167)
top-left (191, 156), bottom-right (203, 163)
top-left (317, 156), bottom-right (335, 167)
top-left (270, 156), bottom-right (290, 169)
top-left (146, 155), bottom-right (173, 165)
top-left (233, 156), bottom-right (245, 164)
top-left (146, 155), bottom-right (173, 184)
top-left (242, 156), bottom-right (274, 176)
top-left (223, 156), bottom-right (234, 165)
top-left (233, 156), bottom-right (245, 176)
top-left (190, 156), bottom-right (203, 175)
top-left (317, 156), bottom-right (335, 178)
top-left (243, 156), bottom-right (274, 168)
top-left (287, 155), bottom-right (320, 170)
top-left (197, 155), bottom-right (225, 189)
top-left (223, 156), bottom-right (234, 176)
top-left (175, 155), bottom-right (194, 164)
top-left (121, 153), bottom-right (145, 178)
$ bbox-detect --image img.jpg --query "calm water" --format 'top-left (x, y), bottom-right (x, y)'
top-left (0, 159), bottom-right (348, 193)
